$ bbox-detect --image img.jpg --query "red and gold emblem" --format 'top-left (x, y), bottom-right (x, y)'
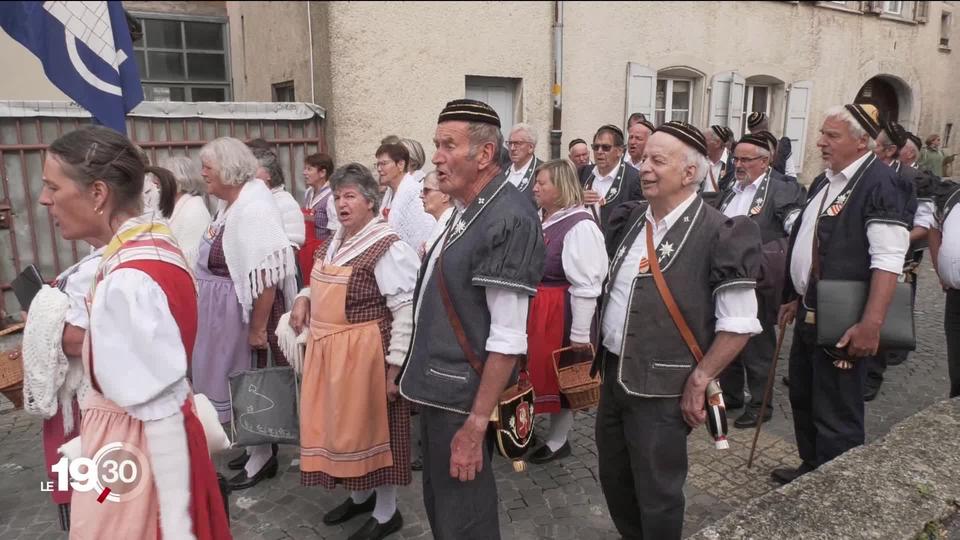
top-left (514, 402), bottom-right (532, 439)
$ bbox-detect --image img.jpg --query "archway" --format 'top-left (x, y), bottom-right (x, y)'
top-left (854, 75), bottom-right (914, 126)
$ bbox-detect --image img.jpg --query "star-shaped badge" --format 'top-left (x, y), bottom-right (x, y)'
top-left (453, 219), bottom-right (467, 236)
top-left (658, 241), bottom-right (675, 259)
top-left (477, 197), bottom-right (486, 205)
top-left (753, 197), bottom-right (764, 207)
top-left (607, 188), bottom-right (618, 199)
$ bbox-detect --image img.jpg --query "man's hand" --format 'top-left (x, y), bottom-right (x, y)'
top-left (681, 368), bottom-right (711, 428)
top-left (778, 300), bottom-right (799, 328)
top-left (582, 190), bottom-right (602, 206)
top-left (386, 365), bottom-right (401, 402)
top-left (290, 297), bottom-right (310, 334)
top-left (836, 321), bottom-right (881, 357)
top-left (449, 414), bottom-right (486, 482)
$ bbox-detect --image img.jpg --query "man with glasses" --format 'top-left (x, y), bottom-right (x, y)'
top-left (505, 122), bottom-right (541, 203)
top-left (716, 134), bottom-right (806, 428)
top-left (578, 124), bottom-right (643, 232)
top-left (773, 104), bottom-right (913, 485)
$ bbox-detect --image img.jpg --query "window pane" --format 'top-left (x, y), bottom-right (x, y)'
top-left (134, 50), bottom-right (146, 76)
top-left (751, 87), bottom-right (769, 113)
top-left (187, 53), bottom-right (226, 81)
top-left (191, 87), bottom-right (227, 102)
top-left (672, 80), bottom-right (690, 110)
top-left (670, 110), bottom-right (689, 122)
top-left (144, 19), bottom-right (182, 49)
top-left (655, 111), bottom-right (666, 126)
top-left (656, 80), bottom-right (667, 109)
top-left (184, 22), bottom-right (223, 50)
top-left (145, 85), bottom-right (186, 102)
top-left (147, 51), bottom-right (185, 80)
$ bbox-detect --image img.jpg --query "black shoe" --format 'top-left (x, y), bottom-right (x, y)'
top-left (347, 511), bottom-right (403, 540)
top-left (528, 441), bottom-right (571, 464)
top-left (723, 395), bottom-right (745, 410)
top-left (863, 383), bottom-right (881, 402)
top-left (411, 457), bottom-right (423, 471)
top-left (228, 456), bottom-right (278, 490)
top-left (227, 450), bottom-right (249, 471)
top-left (323, 493), bottom-right (377, 525)
top-left (733, 408), bottom-right (772, 429)
top-left (771, 466), bottom-right (807, 485)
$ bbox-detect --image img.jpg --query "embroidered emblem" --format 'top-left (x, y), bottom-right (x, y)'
top-left (617, 245), bottom-right (628, 261)
top-left (827, 192), bottom-right (849, 217)
top-left (453, 218), bottom-right (467, 236)
top-left (683, 216), bottom-right (691, 223)
top-left (638, 256), bottom-right (650, 273)
top-left (607, 187), bottom-right (619, 199)
top-left (750, 197), bottom-right (764, 216)
top-left (477, 197), bottom-right (486, 205)
top-left (512, 401), bottom-right (532, 439)
top-left (658, 241), bottom-right (675, 260)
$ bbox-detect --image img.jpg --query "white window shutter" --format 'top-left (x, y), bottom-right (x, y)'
top-left (785, 80), bottom-right (814, 171)
top-left (624, 63), bottom-right (656, 127)
top-left (709, 71), bottom-right (734, 130)
top-left (727, 72), bottom-right (746, 139)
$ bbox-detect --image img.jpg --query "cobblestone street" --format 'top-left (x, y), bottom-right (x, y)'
top-left (0, 261), bottom-right (950, 539)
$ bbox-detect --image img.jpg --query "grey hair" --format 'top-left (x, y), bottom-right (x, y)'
top-left (901, 138), bottom-right (920, 160)
top-left (400, 138), bottom-right (426, 171)
top-left (824, 106), bottom-right (878, 151)
top-left (510, 122), bottom-right (538, 146)
top-left (681, 146), bottom-right (710, 186)
top-left (422, 169), bottom-right (439, 189)
top-left (329, 162), bottom-right (382, 213)
top-left (199, 137), bottom-right (258, 186)
top-left (160, 155), bottom-right (204, 195)
top-left (250, 146), bottom-right (285, 189)
top-left (467, 122), bottom-right (504, 163)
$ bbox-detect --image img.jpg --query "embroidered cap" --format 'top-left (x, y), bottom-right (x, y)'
top-left (596, 124), bottom-right (625, 142)
top-left (633, 119), bottom-right (656, 133)
top-left (737, 132), bottom-right (775, 154)
top-left (906, 131), bottom-right (923, 150)
top-left (883, 120), bottom-right (907, 149)
top-left (747, 112), bottom-right (767, 130)
top-left (568, 138), bottom-right (587, 150)
top-left (844, 103), bottom-right (882, 139)
top-left (654, 121), bottom-right (708, 157)
top-left (710, 125), bottom-right (734, 143)
top-left (438, 99), bottom-right (501, 128)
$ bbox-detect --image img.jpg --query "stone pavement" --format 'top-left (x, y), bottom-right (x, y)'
top-left (0, 261), bottom-right (950, 539)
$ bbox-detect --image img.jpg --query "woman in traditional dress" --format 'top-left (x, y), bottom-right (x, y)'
top-left (289, 163), bottom-right (418, 540)
top-left (526, 159), bottom-right (608, 464)
top-left (37, 125), bottom-right (229, 539)
top-left (300, 152), bottom-right (337, 278)
top-left (400, 138), bottom-right (426, 183)
top-left (162, 155), bottom-right (211, 270)
top-left (191, 137), bottom-right (298, 490)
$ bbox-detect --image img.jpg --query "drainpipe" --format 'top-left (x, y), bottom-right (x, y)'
top-left (307, 2), bottom-right (316, 104)
top-left (550, 0), bottom-right (563, 159)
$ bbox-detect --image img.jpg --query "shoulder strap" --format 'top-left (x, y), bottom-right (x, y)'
top-left (436, 252), bottom-right (485, 376)
top-left (645, 222), bottom-right (704, 362)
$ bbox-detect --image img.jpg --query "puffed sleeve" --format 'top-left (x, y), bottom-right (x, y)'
top-left (90, 269), bottom-right (190, 421)
top-left (561, 219), bottom-right (609, 344)
top-left (865, 174), bottom-right (913, 230)
top-left (774, 180), bottom-right (807, 236)
top-left (709, 216), bottom-right (762, 295)
top-left (472, 213), bottom-right (545, 296)
top-left (374, 240), bottom-right (419, 366)
top-left (61, 255), bottom-right (100, 330)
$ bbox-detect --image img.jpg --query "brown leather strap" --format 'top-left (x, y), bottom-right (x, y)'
top-left (436, 249), bottom-right (485, 376)
top-left (645, 223), bottom-right (704, 362)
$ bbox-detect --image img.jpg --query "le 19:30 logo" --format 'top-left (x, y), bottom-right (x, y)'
top-left (45, 442), bottom-right (151, 503)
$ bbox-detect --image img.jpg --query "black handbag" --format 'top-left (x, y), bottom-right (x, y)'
top-left (815, 280), bottom-right (916, 351)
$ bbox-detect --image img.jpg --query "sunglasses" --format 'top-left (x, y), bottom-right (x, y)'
top-left (592, 143), bottom-right (616, 152)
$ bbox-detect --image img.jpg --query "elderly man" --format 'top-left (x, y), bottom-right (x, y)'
top-left (704, 125), bottom-right (734, 194)
top-left (901, 132), bottom-right (923, 169)
top-left (595, 121), bottom-right (762, 538)
top-left (399, 99), bottom-right (545, 539)
top-left (772, 104), bottom-right (913, 485)
top-left (579, 124), bottom-right (643, 232)
top-left (505, 122), bottom-right (541, 201)
top-left (716, 134), bottom-right (806, 428)
top-left (747, 112), bottom-right (798, 182)
top-left (929, 181), bottom-right (960, 397)
top-left (625, 118), bottom-right (655, 170)
top-left (863, 122), bottom-right (932, 399)
top-left (568, 138), bottom-right (592, 169)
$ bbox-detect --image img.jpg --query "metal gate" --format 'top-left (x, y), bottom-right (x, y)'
top-left (0, 101), bottom-right (327, 318)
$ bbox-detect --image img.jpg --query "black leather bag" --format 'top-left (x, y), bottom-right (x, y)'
top-left (815, 280), bottom-right (916, 351)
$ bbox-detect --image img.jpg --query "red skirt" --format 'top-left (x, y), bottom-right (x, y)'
top-left (527, 284), bottom-right (568, 415)
top-left (299, 211), bottom-right (322, 281)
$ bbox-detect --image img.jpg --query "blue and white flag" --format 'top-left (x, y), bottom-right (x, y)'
top-left (0, 1), bottom-right (143, 133)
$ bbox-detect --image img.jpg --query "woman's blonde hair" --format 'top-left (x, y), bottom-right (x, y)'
top-left (534, 159), bottom-right (583, 209)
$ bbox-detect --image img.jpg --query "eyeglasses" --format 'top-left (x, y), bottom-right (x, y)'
top-left (506, 140), bottom-right (532, 148)
top-left (421, 187), bottom-right (437, 195)
top-left (375, 160), bottom-right (394, 169)
top-left (592, 144), bottom-right (615, 152)
top-left (731, 155), bottom-right (767, 164)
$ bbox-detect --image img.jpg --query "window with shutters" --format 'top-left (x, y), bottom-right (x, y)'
top-left (655, 79), bottom-right (693, 125)
top-left (741, 85), bottom-right (771, 135)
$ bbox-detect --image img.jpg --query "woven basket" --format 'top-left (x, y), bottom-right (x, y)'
top-left (552, 346), bottom-right (600, 410)
top-left (0, 345), bottom-right (24, 410)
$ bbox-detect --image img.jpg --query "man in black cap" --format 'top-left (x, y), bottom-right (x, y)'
top-left (704, 125), bottom-right (735, 193)
top-left (747, 112), bottom-right (798, 182)
top-left (901, 131), bottom-right (923, 169)
top-left (595, 120), bottom-right (761, 538)
top-left (773, 104), bottom-right (913, 485)
top-left (399, 99), bottom-right (545, 539)
top-left (568, 138), bottom-right (592, 169)
top-left (716, 133), bottom-right (806, 427)
top-left (625, 118), bottom-right (655, 170)
top-left (863, 121), bottom-right (933, 399)
top-left (579, 124), bottom-right (643, 232)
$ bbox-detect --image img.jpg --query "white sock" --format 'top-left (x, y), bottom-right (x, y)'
top-left (350, 489), bottom-right (374, 504)
top-left (243, 444), bottom-right (273, 477)
top-left (372, 485), bottom-right (397, 524)
top-left (546, 410), bottom-right (574, 452)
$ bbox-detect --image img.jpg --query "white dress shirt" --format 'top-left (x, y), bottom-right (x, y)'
top-left (789, 152), bottom-right (910, 297)
top-left (601, 192), bottom-right (762, 355)
top-left (937, 206), bottom-right (960, 289)
top-left (623, 154), bottom-right (643, 170)
top-left (704, 148), bottom-right (728, 193)
top-left (722, 172), bottom-right (764, 219)
top-left (506, 156), bottom-right (535, 189)
top-left (914, 200), bottom-right (937, 230)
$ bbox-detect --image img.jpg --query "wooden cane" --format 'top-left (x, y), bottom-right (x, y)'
top-left (747, 318), bottom-right (788, 469)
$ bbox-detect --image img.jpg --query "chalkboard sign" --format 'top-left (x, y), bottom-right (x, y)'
top-left (229, 365), bottom-right (300, 446)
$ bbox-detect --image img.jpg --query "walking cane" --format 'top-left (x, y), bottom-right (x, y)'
top-left (747, 318), bottom-right (788, 469)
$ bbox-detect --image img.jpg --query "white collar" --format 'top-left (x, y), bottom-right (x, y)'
top-left (592, 164), bottom-right (619, 181)
top-left (542, 205), bottom-right (592, 229)
top-left (713, 148), bottom-right (729, 166)
top-left (624, 154), bottom-right (643, 167)
top-left (826, 151), bottom-right (871, 184)
top-left (510, 156), bottom-right (535, 174)
top-left (733, 171), bottom-right (765, 194)
top-left (645, 191), bottom-right (699, 231)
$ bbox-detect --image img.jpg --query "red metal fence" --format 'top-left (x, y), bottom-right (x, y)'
top-left (0, 103), bottom-right (326, 317)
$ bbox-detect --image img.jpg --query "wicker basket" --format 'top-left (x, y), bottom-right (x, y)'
top-left (0, 345), bottom-right (24, 410)
top-left (552, 346), bottom-right (600, 410)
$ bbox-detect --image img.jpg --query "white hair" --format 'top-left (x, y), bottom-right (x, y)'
top-left (824, 106), bottom-right (878, 151)
top-left (160, 155), bottom-right (204, 195)
top-left (510, 122), bottom-right (538, 146)
top-left (198, 137), bottom-right (258, 186)
top-left (682, 146), bottom-right (710, 186)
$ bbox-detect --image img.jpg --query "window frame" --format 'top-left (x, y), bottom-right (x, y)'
top-left (130, 12), bottom-right (232, 102)
top-left (883, 0), bottom-right (904, 15)
top-left (740, 84), bottom-right (772, 135)
top-left (272, 81), bottom-right (296, 103)
top-left (655, 78), bottom-right (695, 125)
